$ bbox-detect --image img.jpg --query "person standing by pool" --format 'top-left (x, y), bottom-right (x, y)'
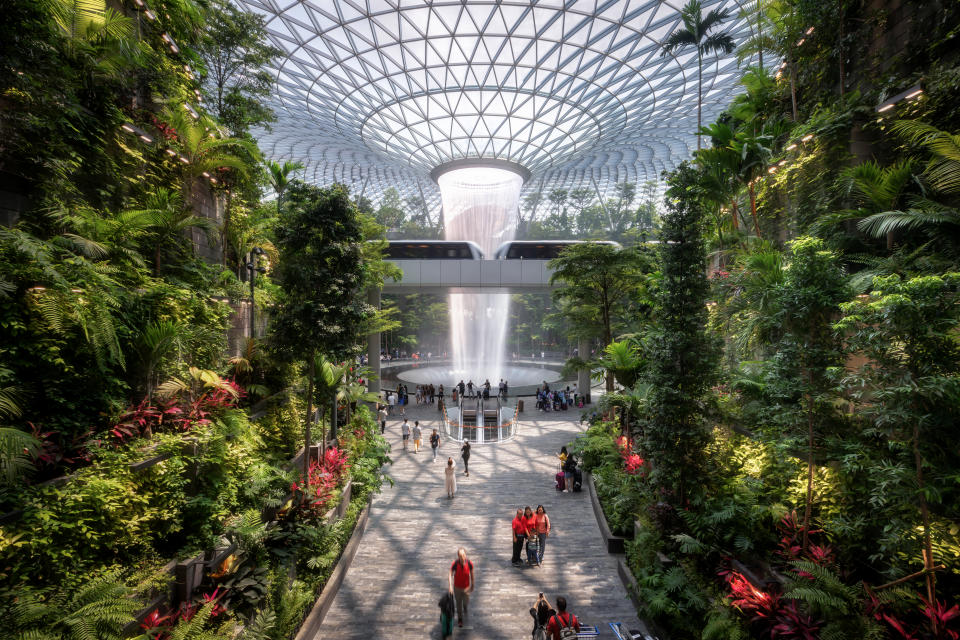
top-left (535, 505), bottom-right (551, 564)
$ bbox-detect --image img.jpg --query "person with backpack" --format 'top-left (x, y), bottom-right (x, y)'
top-left (447, 547), bottom-right (474, 628)
top-left (546, 597), bottom-right (580, 640)
top-left (430, 428), bottom-right (441, 461)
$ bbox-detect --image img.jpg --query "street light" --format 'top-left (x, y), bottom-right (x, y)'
top-left (246, 247), bottom-right (266, 339)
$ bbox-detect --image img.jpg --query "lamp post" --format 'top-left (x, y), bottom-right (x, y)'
top-left (246, 247), bottom-right (266, 339)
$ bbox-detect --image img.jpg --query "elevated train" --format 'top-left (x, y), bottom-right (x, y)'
top-left (384, 240), bottom-right (484, 259)
top-left (493, 240), bottom-right (621, 260)
top-left (384, 239), bottom-right (621, 260)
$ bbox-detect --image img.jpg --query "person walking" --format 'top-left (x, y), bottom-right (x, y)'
top-left (444, 457), bottom-right (457, 498)
top-left (535, 505), bottom-right (551, 564)
top-left (430, 428), bottom-right (441, 461)
top-left (401, 419), bottom-right (410, 451)
top-left (546, 597), bottom-right (580, 640)
top-left (511, 508), bottom-right (526, 567)
top-left (387, 391), bottom-right (395, 415)
top-left (460, 440), bottom-right (471, 476)
top-left (378, 405), bottom-right (387, 435)
top-left (412, 420), bottom-right (422, 453)
top-left (448, 548), bottom-right (474, 628)
top-left (523, 506), bottom-right (539, 566)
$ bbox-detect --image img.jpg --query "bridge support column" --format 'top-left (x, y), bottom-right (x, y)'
top-left (578, 337), bottom-right (591, 405)
top-left (367, 288), bottom-right (381, 400)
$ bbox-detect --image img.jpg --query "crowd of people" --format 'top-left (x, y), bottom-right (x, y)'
top-left (535, 382), bottom-right (581, 412)
top-left (377, 388), bottom-right (589, 639)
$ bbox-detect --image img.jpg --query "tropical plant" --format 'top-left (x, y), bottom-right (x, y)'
top-left (269, 182), bottom-right (369, 479)
top-left (596, 339), bottom-right (645, 390)
top-left (123, 188), bottom-right (216, 275)
top-left (549, 243), bottom-right (653, 392)
top-left (266, 159), bottom-right (304, 214)
top-left (836, 273), bottom-right (960, 618)
top-left (645, 162), bottom-right (720, 503)
top-left (736, 0), bottom-right (805, 120)
top-left (12, 572), bottom-right (141, 640)
top-left (0, 385), bottom-right (40, 486)
top-left (661, 0), bottom-right (736, 150)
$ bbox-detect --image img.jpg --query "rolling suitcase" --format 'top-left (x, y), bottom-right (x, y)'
top-left (573, 467), bottom-right (583, 492)
top-left (555, 466), bottom-right (565, 491)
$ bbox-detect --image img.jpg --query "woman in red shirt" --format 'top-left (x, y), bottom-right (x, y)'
top-left (534, 504), bottom-right (551, 565)
top-left (523, 506), bottom-right (538, 565)
top-left (511, 508), bottom-right (526, 566)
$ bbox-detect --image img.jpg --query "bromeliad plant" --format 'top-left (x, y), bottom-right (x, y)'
top-left (291, 447), bottom-right (349, 519)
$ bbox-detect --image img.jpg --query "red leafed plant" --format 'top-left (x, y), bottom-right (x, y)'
top-left (725, 571), bottom-right (821, 639)
top-left (27, 422), bottom-right (92, 471)
top-left (139, 589), bottom-right (227, 639)
top-left (865, 589), bottom-right (960, 640)
top-left (616, 436), bottom-right (645, 475)
top-left (292, 447), bottom-right (350, 518)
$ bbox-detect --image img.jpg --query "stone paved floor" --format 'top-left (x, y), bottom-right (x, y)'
top-left (317, 400), bottom-right (642, 639)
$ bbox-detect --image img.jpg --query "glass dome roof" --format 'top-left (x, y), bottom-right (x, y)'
top-left (235, 0), bottom-right (759, 205)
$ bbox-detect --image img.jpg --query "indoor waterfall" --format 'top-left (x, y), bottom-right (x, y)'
top-left (437, 166), bottom-right (524, 386)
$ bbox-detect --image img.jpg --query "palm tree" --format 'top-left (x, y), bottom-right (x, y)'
top-left (161, 108), bottom-right (261, 265)
top-left (266, 159), bottom-right (305, 213)
top-left (736, 0), bottom-right (804, 121)
top-left (125, 188), bottom-right (216, 275)
top-left (662, 0), bottom-right (736, 151)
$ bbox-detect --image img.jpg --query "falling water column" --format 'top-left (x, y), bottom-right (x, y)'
top-left (436, 166), bottom-right (524, 384)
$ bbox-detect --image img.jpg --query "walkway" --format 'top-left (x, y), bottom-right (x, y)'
top-left (317, 402), bottom-right (642, 639)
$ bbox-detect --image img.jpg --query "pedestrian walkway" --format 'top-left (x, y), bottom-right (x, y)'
top-left (318, 401), bottom-right (641, 638)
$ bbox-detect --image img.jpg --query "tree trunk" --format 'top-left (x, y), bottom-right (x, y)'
top-left (790, 60), bottom-right (799, 121)
top-left (837, 0), bottom-right (845, 99)
top-left (731, 200), bottom-right (740, 231)
top-left (749, 182), bottom-right (762, 238)
top-left (801, 371), bottom-right (815, 552)
top-left (303, 354), bottom-right (315, 485)
top-left (756, 0), bottom-right (763, 70)
top-left (222, 188), bottom-right (233, 266)
top-left (697, 52), bottom-right (703, 151)
top-left (913, 421), bottom-right (938, 632)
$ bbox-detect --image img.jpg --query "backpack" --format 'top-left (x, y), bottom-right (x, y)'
top-left (552, 613), bottom-right (578, 640)
top-left (563, 455), bottom-right (577, 472)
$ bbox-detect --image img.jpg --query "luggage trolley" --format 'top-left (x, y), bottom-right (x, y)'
top-left (608, 622), bottom-right (658, 639)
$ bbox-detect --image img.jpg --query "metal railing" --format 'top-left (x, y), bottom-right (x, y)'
top-left (440, 392), bottom-right (518, 443)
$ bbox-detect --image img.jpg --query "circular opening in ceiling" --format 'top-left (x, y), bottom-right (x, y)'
top-left (430, 158), bottom-right (531, 185)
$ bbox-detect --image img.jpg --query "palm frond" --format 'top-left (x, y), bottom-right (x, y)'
top-left (857, 207), bottom-right (960, 238)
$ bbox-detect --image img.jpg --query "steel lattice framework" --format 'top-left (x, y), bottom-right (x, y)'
top-left (235, 0), bottom-right (759, 207)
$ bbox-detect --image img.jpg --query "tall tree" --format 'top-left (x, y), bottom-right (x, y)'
top-left (269, 182), bottom-right (369, 479)
top-left (644, 162), bottom-right (719, 504)
top-left (773, 237), bottom-right (848, 551)
top-left (836, 274), bottom-right (960, 625)
top-left (266, 159), bottom-right (304, 214)
top-left (549, 242), bottom-right (653, 391)
top-left (196, 0), bottom-right (281, 136)
top-left (661, 0), bottom-right (735, 151)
